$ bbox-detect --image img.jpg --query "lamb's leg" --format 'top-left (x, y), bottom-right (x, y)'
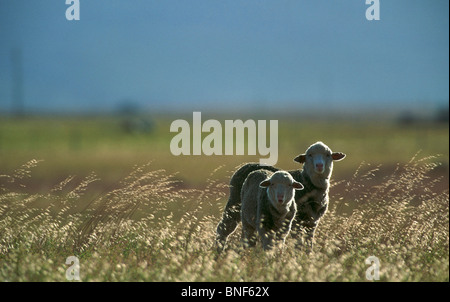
top-left (290, 220), bottom-right (303, 246)
top-left (241, 221), bottom-right (257, 248)
top-left (303, 225), bottom-right (316, 252)
top-left (215, 187), bottom-right (241, 253)
top-left (259, 228), bottom-right (275, 251)
top-left (292, 221), bottom-right (316, 253)
top-left (276, 220), bottom-right (293, 249)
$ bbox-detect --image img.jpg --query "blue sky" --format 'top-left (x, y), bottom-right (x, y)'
top-left (0, 0), bottom-right (448, 114)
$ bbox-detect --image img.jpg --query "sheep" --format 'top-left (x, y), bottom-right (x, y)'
top-left (215, 141), bottom-right (346, 253)
top-left (240, 170), bottom-right (304, 250)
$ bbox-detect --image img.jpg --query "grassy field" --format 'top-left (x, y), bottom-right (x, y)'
top-left (0, 114), bottom-right (448, 281)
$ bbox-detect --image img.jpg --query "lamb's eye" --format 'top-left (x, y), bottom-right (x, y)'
top-left (326, 154), bottom-right (331, 157)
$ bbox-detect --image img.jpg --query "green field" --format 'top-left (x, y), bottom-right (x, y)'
top-left (0, 114), bottom-right (448, 281)
top-left (0, 114), bottom-right (448, 186)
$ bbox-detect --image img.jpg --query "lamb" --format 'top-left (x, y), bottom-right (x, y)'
top-left (216, 141), bottom-right (346, 253)
top-left (240, 170), bottom-right (303, 250)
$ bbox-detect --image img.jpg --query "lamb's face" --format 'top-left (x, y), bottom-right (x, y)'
top-left (306, 143), bottom-right (334, 175)
top-left (294, 141), bottom-right (346, 178)
top-left (260, 171), bottom-right (303, 207)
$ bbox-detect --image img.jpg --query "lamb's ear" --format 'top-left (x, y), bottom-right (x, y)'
top-left (292, 181), bottom-right (304, 190)
top-left (259, 179), bottom-right (271, 188)
top-left (293, 154), bottom-right (306, 163)
top-left (332, 152), bottom-right (346, 161)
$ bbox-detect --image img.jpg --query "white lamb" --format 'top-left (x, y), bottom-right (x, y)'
top-left (240, 170), bottom-right (303, 250)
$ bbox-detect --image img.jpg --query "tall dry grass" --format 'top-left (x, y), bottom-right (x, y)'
top-left (0, 155), bottom-right (448, 281)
